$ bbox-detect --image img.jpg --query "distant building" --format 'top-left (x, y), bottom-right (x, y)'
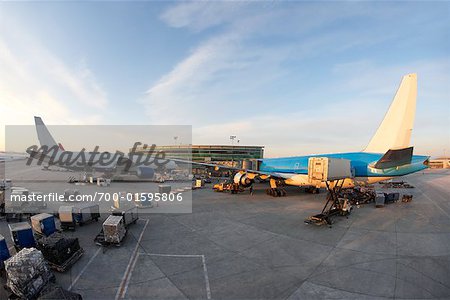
top-left (428, 157), bottom-right (450, 169)
top-left (133, 144), bottom-right (264, 175)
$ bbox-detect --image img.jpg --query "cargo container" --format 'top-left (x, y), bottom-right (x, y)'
top-left (135, 193), bottom-right (153, 207)
top-left (310, 157), bottom-right (350, 182)
top-left (0, 179), bottom-right (12, 190)
top-left (384, 192), bottom-right (400, 203)
top-left (9, 222), bottom-right (36, 249)
top-left (72, 203), bottom-right (100, 225)
top-left (113, 191), bottom-right (129, 209)
top-left (0, 234), bottom-right (11, 264)
top-left (159, 185), bottom-right (171, 194)
top-left (103, 215), bottom-right (126, 244)
top-left (375, 192), bottom-right (386, 208)
top-left (112, 206), bottom-right (138, 227)
top-left (58, 206), bottom-right (75, 230)
top-left (308, 157), bottom-right (352, 182)
top-left (31, 213), bottom-right (56, 237)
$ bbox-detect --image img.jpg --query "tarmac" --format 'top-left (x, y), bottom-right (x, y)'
top-left (1, 160), bottom-right (450, 299)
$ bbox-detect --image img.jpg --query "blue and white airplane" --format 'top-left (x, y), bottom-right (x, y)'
top-left (207, 73), bottom-right (429, 194)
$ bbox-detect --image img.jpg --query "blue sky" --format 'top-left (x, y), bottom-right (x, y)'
top-left (0, 1), bottom-right (448, 157)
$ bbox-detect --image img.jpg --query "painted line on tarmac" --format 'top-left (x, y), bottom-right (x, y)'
top-left (68, 247), bottom-right (101, 291)
top-left (116, 219), bottom-right (149, 299)
top-left (140, 253), bottom-right (211, 300)
top-left (416, 185), bottom-right (450, 218)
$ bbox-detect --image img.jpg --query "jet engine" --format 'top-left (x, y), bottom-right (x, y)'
top-left (233, 172), bottom-right (253, 188)
top-left (136, 166), bottom-right (155, 179)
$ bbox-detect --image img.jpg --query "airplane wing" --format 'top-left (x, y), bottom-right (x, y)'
top-left (170, 158), bottom-right (296, 180)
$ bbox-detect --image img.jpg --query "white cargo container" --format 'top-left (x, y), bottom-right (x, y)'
top-left (103, 215), bottom-right (126, 244)
top-left (58, 206), bottom-right (74, 223)
top-left (58, 206), bottom-right (75, 230)
top-left (308, 157), bottom-right (352, 182)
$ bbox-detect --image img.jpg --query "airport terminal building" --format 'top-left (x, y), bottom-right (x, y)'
top-left (133, 144), bottom-right (264, 174)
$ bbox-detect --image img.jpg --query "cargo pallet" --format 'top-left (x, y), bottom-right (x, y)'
top-left (46, 248), bottom-right (84, 273)
top-left (94, 229), bottom-right (127, 248)
top-left (4, 274), bottom-right (56, 300)
top-left (60, 221), bottom-right (76, 231)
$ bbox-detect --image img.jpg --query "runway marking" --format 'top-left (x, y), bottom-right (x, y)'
top-left (201, 254), bottom-right (212, 299)
top-left (137, 253), bottom-right (211, 300)
top-left (68, 247), bottom-right (101, 291)
top-left (115, 219), bottom-right (149, 300)
top-left (416, 185), bottom-right (450, 218)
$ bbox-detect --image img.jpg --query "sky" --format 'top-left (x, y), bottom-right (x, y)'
top-left (0, 1), bottom-right (449, 157)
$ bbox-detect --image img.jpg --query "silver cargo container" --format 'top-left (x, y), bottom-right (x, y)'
top-left (308, 157), bottom-right (352, 182)
top-left (158, 185), bottom-right (171, 194)
top-left (72, 203), bottom-right (100, 225)
top-left (111, 206), bottom-right (138, 227)
top-left (103, 215), bottom-right (126, 244)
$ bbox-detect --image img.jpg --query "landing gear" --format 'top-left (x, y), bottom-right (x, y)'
top-left (266, 188), bottom-right (286, 197)
top-left (266, 178), bottom-right (287, 197)
top-left (305, 187), bottom-right (320, 194)
top-left (305, 179), bottom-right (352, 227)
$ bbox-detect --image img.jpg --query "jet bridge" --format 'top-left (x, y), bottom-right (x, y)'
top-left (305, 157), bottom-right (353, 226)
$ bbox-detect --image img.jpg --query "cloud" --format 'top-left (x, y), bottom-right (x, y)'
top-left (142, 2), bottom-right (449, 157)
top-left (160, 1), bottom-right (252, 32)
top-left (0, 17), bottom-right (108, 150)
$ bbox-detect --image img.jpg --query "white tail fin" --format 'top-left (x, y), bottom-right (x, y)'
top-left (34, 116), bottom-right (58, 148)
top-left (364, 73), bottom-right (417, 153)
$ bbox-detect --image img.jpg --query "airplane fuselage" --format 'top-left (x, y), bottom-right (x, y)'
top-left (259, 152), bottom-right (429, 188)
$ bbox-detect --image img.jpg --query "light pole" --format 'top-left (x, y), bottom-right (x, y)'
top-left (230, 135), bottom-right (236, 167)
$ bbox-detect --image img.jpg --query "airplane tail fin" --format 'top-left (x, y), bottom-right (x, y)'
top-left (364, 73), bottom-right (417, 153)
top-left (34, 116), bottom-right (58, 148)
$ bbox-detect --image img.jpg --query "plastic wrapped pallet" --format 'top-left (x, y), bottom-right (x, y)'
top-left (36, 232), bottom-right (81, 266)
top-left (5, 247), bottom-right (54, 299)
top-left (103, 215), bottom-right (126, 244)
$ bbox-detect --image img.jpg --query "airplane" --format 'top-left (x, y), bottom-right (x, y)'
top-left (26, 117), bottom-right (178, 179)
top-left (184, 73), bottom-right (429, 196)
